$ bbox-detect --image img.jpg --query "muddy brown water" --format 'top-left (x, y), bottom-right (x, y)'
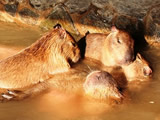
top-left (0, 21), bottom-right (160, 120)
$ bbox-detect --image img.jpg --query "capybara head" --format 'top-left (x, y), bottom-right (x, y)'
top-left (106, 26), bottom-right (134, 65)
top-left (122, 53), bottom-right (152, 81)
top-left (42, 25), bottom-right (81, 64)
top-left (56, 27), bottom-right (81, 63)
top-left (83, 71), bottom-right (123, 100)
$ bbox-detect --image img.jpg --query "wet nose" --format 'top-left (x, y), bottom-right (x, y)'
top-left (143, 66), bottom-right (152, 76)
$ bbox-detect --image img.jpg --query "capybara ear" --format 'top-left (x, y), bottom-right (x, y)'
top-left (111, 26), bottom-right (118, 32)
top-left (85, 31), bottom-right (90, 36)
top-left (53, 24), bottom-right (62, 29)
top-left (136, 53), bottom-right (142, 60)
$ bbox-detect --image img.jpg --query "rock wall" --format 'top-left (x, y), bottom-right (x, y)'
top-left (0, 0), bottom-right (160, 42)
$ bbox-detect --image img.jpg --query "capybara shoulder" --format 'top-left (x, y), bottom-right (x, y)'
top-left (84, 26), bottom-right (134, 66)
top-left (122, 53), bottom-right (152, 81)
top-left (83, 71), bottom-right (123, 100)
top-left (0, 25), bottom-right (80, 89)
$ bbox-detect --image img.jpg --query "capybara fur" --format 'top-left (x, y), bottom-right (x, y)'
top-left (0, 26), bottom-right (80, 89)
top-left (83, 71), bottom-right (123, 100)
top-left (122, 53), bottom-right (152, 81)
top-left (78, 26), bottom-right (134, 66)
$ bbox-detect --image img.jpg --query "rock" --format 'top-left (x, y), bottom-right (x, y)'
top-left (74, 5), bottom-right (116, 35)
top-left (65, 0), bottom-right (91, 14)
top-left (144, 4), bottom-right (160, 42)
top-left (92, 0), bottom-right (160, 20)
top-left (97, 5), bottom-right (117, 25)
top-left (0, 0), bottom-right (160, 44)
top-left (113, 15), bottom-right (139, 34)
top-left (16, 0), bottom-right (25, 3)
top-left (19, 8), bottom-right (39, 18)
top-left (1, 0), bottom-right (16, 4)
top-left (41, 4), bottom-right (79, 39)
top-left (0, 0), bottom-right (25, 4)
top-left (29, 0), bottom-right (54, 10)
top-left (4, 3), bottom-right (18, 16)
top-left (91, 0), bottom-right (109, 8)
top-left (29, 0), bottom-right (65, 10)
top-left (107, 0), bottom-right (160, 20)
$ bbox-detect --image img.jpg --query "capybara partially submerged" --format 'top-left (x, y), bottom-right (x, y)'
top-left (79, 26), bottom-right (134, 66)
top-left (0, 25), bottom-right (80, 89)
top-left (83, 71), bottom-right (123, 100)
top-left (122, 53), bottom-right (152, 81)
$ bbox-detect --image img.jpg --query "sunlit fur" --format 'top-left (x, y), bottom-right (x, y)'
top-left (0, 27), bottom-right (80, 89)
top-left (83, 71), bottom-right (123, 100)
top-left (122, 53), bottom-right (152, 81)
top-left (84, 27), bottom-right (134, 66)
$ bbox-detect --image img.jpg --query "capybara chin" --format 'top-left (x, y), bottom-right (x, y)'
top-left (81, 26), bottom-right (134, 66)
top-left (83, 71), bottom-right (123, 100)
top-left (0, 26), bottom-right (80, 89)
top-left (122, 53), bottom-right (152, 81)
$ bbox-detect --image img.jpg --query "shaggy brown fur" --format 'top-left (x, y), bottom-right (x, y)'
top-left (0, 26), bottom-right (80, 89)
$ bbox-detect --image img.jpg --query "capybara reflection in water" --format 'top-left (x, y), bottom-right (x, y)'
top-left (122, 53), bottom-right (152, 81)
top-left (0, 25), bottom-right (80, 89)
top-left (83, 71), bottom-right (123, 100)
top-left (78, 26), bottom-right (134, 66)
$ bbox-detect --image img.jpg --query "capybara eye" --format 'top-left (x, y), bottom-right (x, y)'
top-left (71, 42), bottom-right (76, 47)
top-left (53, 24), bottom-right (61, 29)
top-left (117, 37), bottom-right (121, 44)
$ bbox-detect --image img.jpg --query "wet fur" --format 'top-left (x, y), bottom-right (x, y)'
top-left (78, 27), bottom-right (134, 66)
top-left (83, 71), bottom-right (123, 101)
top-left (122, 53), bottom-right (152, 81)
top-left (0, 27), bottom-right (80, 89)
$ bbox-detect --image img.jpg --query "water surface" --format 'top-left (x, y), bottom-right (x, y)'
top-left (0, 21), bottom-right (160, 120)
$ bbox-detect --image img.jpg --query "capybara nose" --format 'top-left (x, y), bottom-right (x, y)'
top-left (143, 66), bottom-right (152, 76)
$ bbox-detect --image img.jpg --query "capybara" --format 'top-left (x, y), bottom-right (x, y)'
top-left (83, 71), bottom-right (123, 100)
top-left (122, 53), bottom-right (152, 81)
top-left (0, 25), bottom-right (80, 89)
top-left (78, 26), bottom-right (134, 66)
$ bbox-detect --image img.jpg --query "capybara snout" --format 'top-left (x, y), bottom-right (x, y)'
top-left (122, 50), bottom-right (134, 65)
top-left (143, 66), bottom-right (152, 76)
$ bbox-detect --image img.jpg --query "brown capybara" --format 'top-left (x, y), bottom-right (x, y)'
top-left (0, 25), bottom-right (80, 89)
top-left (83, 71), bottom-right (123, 100)
top-left (122, 53), bottom-right (152, 81)
top-left (79, 26), bottom-right (134, 66)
